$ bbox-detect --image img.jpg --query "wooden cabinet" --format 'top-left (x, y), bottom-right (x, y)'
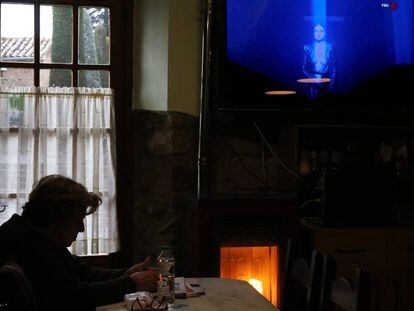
top-left (302, 224), bottom-right (414, 311)
top-left (370, 271), bottom-right (387, 311)
top-left (386, 231), bottom-right (414, 270)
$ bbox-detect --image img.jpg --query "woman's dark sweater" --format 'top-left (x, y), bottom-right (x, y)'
top-left (0, 214), bottom-right (135, 311)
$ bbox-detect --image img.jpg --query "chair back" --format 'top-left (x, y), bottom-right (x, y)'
top-left (281, 239), bottom-right (322, 311)
top-left (0, 262), bottom-right (37, 311)
top-left (319, 255), bottom-right (370, 311)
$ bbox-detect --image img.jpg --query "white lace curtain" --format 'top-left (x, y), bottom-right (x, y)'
top-left (0, 86), bottom-right (119, 255)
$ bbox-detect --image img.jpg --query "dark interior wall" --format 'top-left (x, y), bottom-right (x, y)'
top-left (209, 115), bottom-right (298, 195)
top-left (131, 110), bottom-right (199, 274)
top-left (131, 110), bottom-right (299, 275)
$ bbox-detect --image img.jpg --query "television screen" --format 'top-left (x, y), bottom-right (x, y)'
top-left (219, 0), bottom-right (414, 111)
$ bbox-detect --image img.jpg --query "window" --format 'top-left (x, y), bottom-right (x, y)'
top-left (0, 0), bottom-right (132, 256)
top-left (0, 2), bottom-right (111, 88)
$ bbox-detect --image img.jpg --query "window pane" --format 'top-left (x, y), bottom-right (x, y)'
top-left (0, 198), bottom-right (17, 224)
top-left (1, 4), bottom-right (34, 63)
top-left (41, 5), bottom-right (73, 64)
top-left (78, 70), bottom-right (109, 88)
top-left (0, 68), bottom-right (34, 87)
top-left (6, 95), bottom-right (24, 128)
top-left (40, 69), bottom-right (72, 87)
top-left (78, 7), bottom-right (110, 65)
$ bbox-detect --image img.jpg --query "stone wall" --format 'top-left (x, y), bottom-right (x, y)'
top-left (209, 116), bottom-right (297, 195)
top-left (131, 110), bottom-right (297, 275)
top-left (132, 110), bottom-right (199, 275)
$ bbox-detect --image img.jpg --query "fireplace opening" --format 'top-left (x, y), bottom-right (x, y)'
top-left (220, 246), bottom-right (278, 306)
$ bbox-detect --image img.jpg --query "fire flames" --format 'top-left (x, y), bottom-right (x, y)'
top-left (220, 246), bottom-right (278, 306)
top-left (248, 278), bottom-right (263, 294)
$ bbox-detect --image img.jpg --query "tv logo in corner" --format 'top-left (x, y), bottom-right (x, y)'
top-left (381, 0), bottom-right (399, 11)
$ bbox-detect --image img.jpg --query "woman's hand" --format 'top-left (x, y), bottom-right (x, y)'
top-left (129, 270), bottom-right (159, 292)
top-left (124, 256), bottom-right (152, 276)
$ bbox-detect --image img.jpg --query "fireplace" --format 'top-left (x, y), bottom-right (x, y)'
top-left (196, 197), bottom-right (299, 307)
top-left (220, 246), bottom-right (278, 306)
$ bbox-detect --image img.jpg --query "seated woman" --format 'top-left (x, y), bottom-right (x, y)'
top-left (302, 24), bottom-right (336, 98)
top-left (0, 175), bottom-right (158, 311)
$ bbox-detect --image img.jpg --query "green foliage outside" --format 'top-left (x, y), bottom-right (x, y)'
top-left (9, 95), bottom-right (24, 111)
top-left (49, 7), bottom-right (72, 87)
top-left (49, 7), bottom-right (110, 88)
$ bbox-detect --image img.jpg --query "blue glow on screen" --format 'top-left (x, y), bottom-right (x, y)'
top-left (312, 0), bottom-right (327, 30)
top-left (227, 0), bottom-right (414, 96)
top-left (393, 0), bottom-right (414, 63)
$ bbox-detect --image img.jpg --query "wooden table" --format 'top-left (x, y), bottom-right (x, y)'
top-left (97, 278), bottom-right (279, 311)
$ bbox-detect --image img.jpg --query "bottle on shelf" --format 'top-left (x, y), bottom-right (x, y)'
top-left (330, 149), bottom-right (343, 170)
top-left (309, 149), bottom-right (318, 173)
top-left (394, 140), bottom-right (408, 177)
top-left (156, 245), bottom-right (176, 306)
top-left (409, 136), bottom-right (414, 175)
top-left (299, 149), bottom-right (311, 175)
top-left (318, 147), bottom-right (330, 170)
top-left (379, 141), bottom-right (393, 163)
top-left (345, 140), bottom-right (361, 166)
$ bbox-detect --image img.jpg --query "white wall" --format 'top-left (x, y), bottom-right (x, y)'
top-left (133, 0), bottom-right (202, 116)
top-left (133, 0), bottom-right (169, 111)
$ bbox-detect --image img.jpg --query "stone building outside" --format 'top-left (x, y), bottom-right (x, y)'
top-left (1, 37), bottom-right (52, 87)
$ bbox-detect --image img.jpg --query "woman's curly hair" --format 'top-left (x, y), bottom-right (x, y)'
top-left (22, 175), bottom-right (102, 227)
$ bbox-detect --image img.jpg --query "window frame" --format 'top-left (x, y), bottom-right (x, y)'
top-left (0, 0), bottom-right (134, 264)
top-left (0, 0), bottom-right (114, 87)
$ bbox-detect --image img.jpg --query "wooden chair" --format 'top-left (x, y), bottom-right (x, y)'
top-left (0, 262), bottom-right (37, 311)
top-left (319, 255), bottom-right (370, 311)
top-left (281, 239), bottom-right (322, 311)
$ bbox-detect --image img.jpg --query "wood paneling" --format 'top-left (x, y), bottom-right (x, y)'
top-left (303, 224), bottom-right (414, 311)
